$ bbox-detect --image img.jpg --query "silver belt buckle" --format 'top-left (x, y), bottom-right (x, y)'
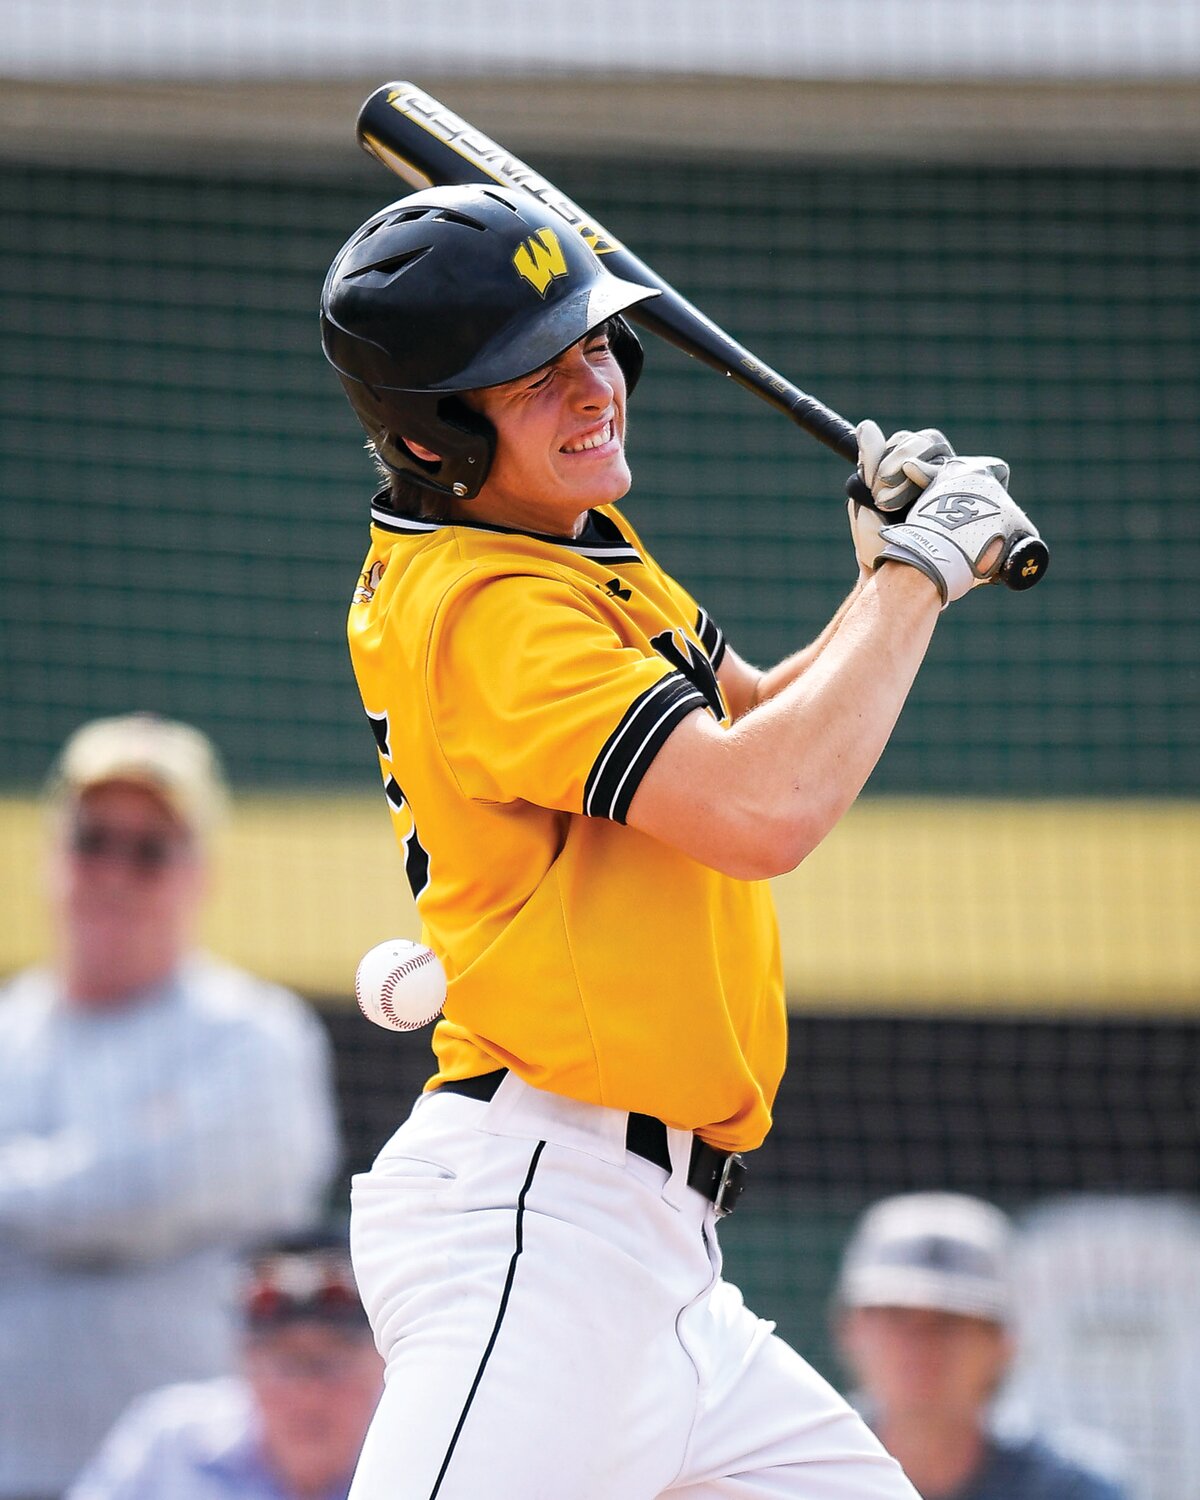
top-left (713, 1152), bottom-right (746, 1217)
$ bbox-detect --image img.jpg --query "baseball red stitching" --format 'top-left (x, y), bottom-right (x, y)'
top-left (359, 948), bottom-right (441, 1030)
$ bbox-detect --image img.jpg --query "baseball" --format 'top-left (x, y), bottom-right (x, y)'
top-left (355, 939), bottom-right (447, 1032)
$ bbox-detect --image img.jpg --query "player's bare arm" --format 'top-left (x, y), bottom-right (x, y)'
top-left (716, 578), bottom-right (866, 720)
top-left (635, 459), bottom-right (1039, 880)
top-left (713, 422), bottom-right (1005, 720)
top-left (629, 562), bottom-right (939, 880)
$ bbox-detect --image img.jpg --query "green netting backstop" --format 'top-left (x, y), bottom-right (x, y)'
top-left (3, 153), bottom-right (1197, 795)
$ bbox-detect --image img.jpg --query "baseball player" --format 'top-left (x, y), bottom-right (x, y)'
top-left (319, 184), bottom-right (1041, 1499)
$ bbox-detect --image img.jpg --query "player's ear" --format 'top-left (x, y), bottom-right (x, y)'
top-left (402, 437), bottom-right (442, 464)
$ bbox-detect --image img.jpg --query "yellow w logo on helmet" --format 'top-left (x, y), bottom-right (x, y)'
top-left (512, 228), bottom-right (569, 297)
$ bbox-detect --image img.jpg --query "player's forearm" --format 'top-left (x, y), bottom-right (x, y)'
top-left (750, 576), bottom-right (866, 710)
top-left (728, 565), bottom-right (938, 869)
top-left (629, 563), bottom-right (939, 878)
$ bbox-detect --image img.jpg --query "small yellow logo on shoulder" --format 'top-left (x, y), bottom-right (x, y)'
top-left (513, 227), bottom-right (569, 297)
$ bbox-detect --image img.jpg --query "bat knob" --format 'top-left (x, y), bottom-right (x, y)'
top-left (1000, 533), bottom-right (1050, 591)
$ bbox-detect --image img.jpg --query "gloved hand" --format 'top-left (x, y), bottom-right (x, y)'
top-left (873, 460), bottom-right (1040, 606)
top-left (854, 418), bottom-right (1011, 513)
top-left (847, 491), bottom-right (886, 576)
top-left (854, 418), bottom-right (956, 512)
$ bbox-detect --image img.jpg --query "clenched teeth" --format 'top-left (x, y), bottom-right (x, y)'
top-left (563, 420), bottom-right (613, 454)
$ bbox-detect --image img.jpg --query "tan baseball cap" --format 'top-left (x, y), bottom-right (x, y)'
top-left (47, 712), bottom-right (230, 838)
top-left (836, 1192), bottom-right (1013, 1324)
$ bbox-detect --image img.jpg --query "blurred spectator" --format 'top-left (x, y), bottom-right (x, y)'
top-left (0, 714), bottom-right (341, 1500)
top-left (66, 1229), bottom-right (382, 1500)
top-left (832, 1192), bottom-right (1129, 1500)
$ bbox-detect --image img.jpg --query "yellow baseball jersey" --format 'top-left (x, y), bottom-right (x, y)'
top-left (347, 496), bottom-right (785, 1152)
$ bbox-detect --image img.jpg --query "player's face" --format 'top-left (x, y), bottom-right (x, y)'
top-left (838, 1305), bottom-right (1012, 1423)
top-left (465, 329), bottom-right (631, 536)
top-left (46, 781), bottom-right (204, 1006)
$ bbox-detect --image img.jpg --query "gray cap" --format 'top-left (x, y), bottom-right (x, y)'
top-left (837, 1192), bottom-right (1013, 1323)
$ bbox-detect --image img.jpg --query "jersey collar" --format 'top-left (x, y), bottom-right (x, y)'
top-left (369, 492), bottom-right (642, 564)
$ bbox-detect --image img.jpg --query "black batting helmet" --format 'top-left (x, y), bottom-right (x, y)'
top-left (320, 184), bottom-right (659, 500)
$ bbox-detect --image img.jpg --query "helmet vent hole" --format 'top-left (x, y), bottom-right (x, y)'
top-left (345, 247), bottom-right (431, 283)
top-left (481, 189), bottom-right (524, 215)
top-left (432, 209), bottom-right (488, 232)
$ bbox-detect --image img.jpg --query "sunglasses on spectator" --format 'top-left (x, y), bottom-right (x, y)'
top-left (247, 1343), bottom-right (374, 1384)
top-left (68, 821), bottom-right (191, 875)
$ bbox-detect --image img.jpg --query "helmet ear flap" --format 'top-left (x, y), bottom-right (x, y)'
top-left (338, 381), bottom-right (497, 501)
top-left (608, 315), bottom-right (645, 397)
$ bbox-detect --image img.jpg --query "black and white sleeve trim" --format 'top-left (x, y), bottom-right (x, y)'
top-left (695, 606), bottom-right (727, 671)
top-left (584, 672), bottom-right (707, 824)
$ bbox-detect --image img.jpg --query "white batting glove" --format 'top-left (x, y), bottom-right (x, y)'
top-left (855, 419), bottom-right (1013, 515)
top-left (855, 418), bottom-right (956, 513)
top-left (847, 493), bottom-right (885, 576)
top-left (875, 460), bottom-right (1040, 606)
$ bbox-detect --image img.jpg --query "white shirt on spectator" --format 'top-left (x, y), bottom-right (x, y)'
top-left (0, 955), bottom-right (340, 1499)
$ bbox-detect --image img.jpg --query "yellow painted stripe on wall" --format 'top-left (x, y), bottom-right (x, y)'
top-left (773, 799), bottom-right (1198, 1012)
top-left (1, 796), bottom-right (1196, 1012)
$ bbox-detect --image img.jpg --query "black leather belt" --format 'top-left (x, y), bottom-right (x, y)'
top-left (436, 1071), bottom-right (747, 1217)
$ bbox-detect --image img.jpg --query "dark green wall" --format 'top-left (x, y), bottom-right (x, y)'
top-left (3, 155), bottom-right (1197, 793)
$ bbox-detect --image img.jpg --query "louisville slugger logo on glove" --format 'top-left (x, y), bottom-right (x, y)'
top-left (876, 462), bottom-right (1041, 607)
top-left (919, 490), bottom-right (1003, 530)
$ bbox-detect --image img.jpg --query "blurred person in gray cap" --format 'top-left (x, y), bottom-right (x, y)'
top-left (832, 1192), bottom-right (1128, 1500)
top-left (0, 714), bottom-right (341, 1500)
top-left (67, 1228), bottom-right (382, 1500)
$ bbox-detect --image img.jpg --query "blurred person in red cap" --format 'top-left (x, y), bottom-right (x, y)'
top-left (0, 714), bottom-right (341, 1500)
top-left (67, 1229), bottom-right (382, 1500)
top-left (832, 1192), bottom-right (1128, 1500)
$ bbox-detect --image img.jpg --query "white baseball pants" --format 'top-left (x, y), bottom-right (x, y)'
top-left (347, 1072), bottom-right (918, 1500)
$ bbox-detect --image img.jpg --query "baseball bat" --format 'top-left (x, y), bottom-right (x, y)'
top-left (355, 82), bottom-right (1048, 592)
